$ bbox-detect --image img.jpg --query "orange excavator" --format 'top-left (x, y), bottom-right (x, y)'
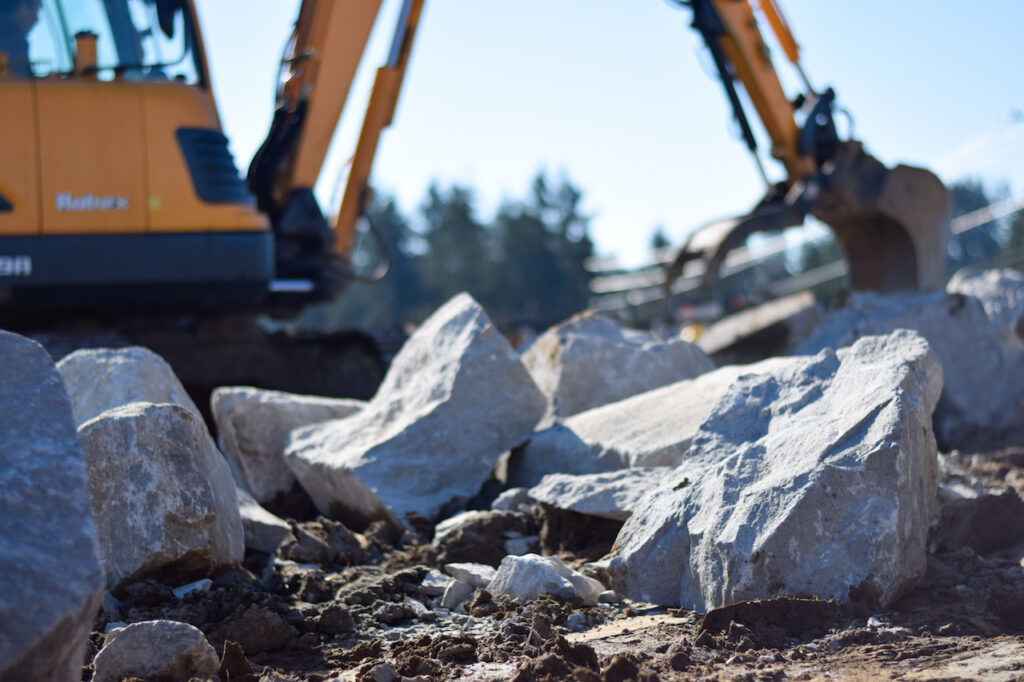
top-left (0, 0), bottom-right (948, 397)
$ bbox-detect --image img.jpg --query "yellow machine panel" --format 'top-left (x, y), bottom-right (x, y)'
top-left (36, 81), bottom-right (148, 234)
top-left (0, 82), bottom-right (39, 236)
top-left (142, 84), bottom-right (267, 233)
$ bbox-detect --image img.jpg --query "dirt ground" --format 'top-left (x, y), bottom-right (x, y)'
top-left (85, 447), bottom-right (1024, 681)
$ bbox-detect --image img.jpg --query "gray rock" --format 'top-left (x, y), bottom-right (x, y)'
top-left (486, 554), bottom-right (605, 606)
top-left (507, 358), bottom-right (797, 488)
top-left (0, 331), bottom-right (105, 682)
top-left (432, 511), bottom-right (489, 546)
top-left (285, 293), bottom-right (546, 526)
top-left (607, 330), bottom-right (942, 610)
top-left (421, 569), bottom-right (454, 597)
top-left (504, 536), bottom-right (539, 556)
top-left (212, 386), bottom-right (364, 503)
top-left (78, 402), bottom-right (244, 591)
top-left (490, 487), bottom-right (537, 512)
top-left (58, 346), bottom-right (201, 425)
top-left (796, 268), bottom-right (1024, 451)
top-left (529, 468), bottom-right (671, 521)
top-left (440, 579), bottom-right (475, 610)
top-left (92, 620), bottom-right (219, 682)
top-left (445, 562), bottom-right (497, 589)
top-left (237, 486), bottom-right (295, 553)
top-left (522, 310), bottom-right (713, 424)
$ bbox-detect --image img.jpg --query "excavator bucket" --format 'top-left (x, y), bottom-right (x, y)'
top-left (667, 141), bottom-right (951, 294)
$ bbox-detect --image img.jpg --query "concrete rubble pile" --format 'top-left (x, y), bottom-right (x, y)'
top-left (2, 273), bottom-right (1022, 676)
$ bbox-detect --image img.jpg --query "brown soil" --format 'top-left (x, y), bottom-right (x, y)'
top-left (83, 448), bottom-right (1024, 681)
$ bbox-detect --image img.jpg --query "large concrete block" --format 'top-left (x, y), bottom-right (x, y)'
top-left (607, 331), bottom-right (942, 610)
top-left (92, 620), bottom-right (219, 682)
top-left (78, 402), bottom-right (244, 592)
top-left (522, 311), bottom-right (713, 425)
top-left (797, 268), bottom-right (1024, 451)
top-left (0, 331), bottom-right (105, 682)
top-left (286, 293), bottom-right (546, 527)
top-left (212, 386), bottom-right (364, 503)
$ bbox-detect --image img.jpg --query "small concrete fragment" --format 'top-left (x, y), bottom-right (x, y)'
top-left (212, 386), bottom-right (364, 503)
top-left (445, 562), bottom-right (497, 589)
top-left (522, 310), bottom-right (713, 424)
top-left (529, 468), bottom-right (671, 521)
top-left (508, 357), bottom-right (797, 488)
top-left (491, 487), bottom-right (537, 512)
top-left (286, 293), bottom-right (546, 527)
top-left (78, 402), bottom-right (244, 592)
top-left (608, 331), bottom-right (942, 610)
top-left (488, 554), bottom-right (605, 606)
top-left (58, 345), bottom-right (201, 425)
top-left (797, 268), bottom-right (1024, 451)
top-left (92, 620), bottom-right (219, 682)
top-left (0, 331), bottom-right (105, 682)
top-left (237, 486), bottom-right (295, 553)
top-left (440, 579), bottom-right (475, 611)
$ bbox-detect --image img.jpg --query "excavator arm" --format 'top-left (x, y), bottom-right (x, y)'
top-left (666, 0), bottom-right (950, 293)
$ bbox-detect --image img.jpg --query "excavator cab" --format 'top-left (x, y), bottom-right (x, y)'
top-left (666, 0), bottom-right (950, 294)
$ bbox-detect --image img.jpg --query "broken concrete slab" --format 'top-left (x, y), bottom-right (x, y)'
top-left (237, 486), bottom-right (295, 554)
top-left (78, 402), bottom-right (244, 592)
top-left (797, 268), bottom-right (1024, 452)
top-left (445, 563), bottom-right (497, 589)
top-left (432, 510), bottom-right (538, 567)
top-left (487, 554), bottom-right (605, 606)
top-left (696, 291), bottom-right (823, 366)
top-left (58, 345), bottom-right (201, 425)
top-left (522, 310), bottom-right (714, 425)
top-left (607, 330), bottom-right (942, 610)
top-left (285, 293), bottom-right (546, 528)
top-left (0, 331), bottom-right (105, 682)
top-left (92, 620), bottom-right (219, 682)
top-left (528, 468), bottom-right (670, 521)
top-left (507, 357), bottom-right (798, 488)
top-left (212, 386), bottom-right (364, 503)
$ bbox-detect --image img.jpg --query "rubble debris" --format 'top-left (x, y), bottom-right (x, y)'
top-left (445, 563), bottom-right (497, 589)
top-left (528, 468), bottom-right (670, 521)
top-left (931, 488), bottom-right (1024, 555)
top-left (607, 330), bottom-right (942, 610)
top-left (285, 293), bottom-right (546, 528)
top-left (237, 485), bottom-right (295, 554)
top-left (0, 331), bottom-right (105, 682)
top-left (432, 510), bottom-right (539, 567)
top-left (278, 517), bottom-right (368, 567)
top-left (538, 506), bottom-right (624, 561)
top-left (491, 487), bottom-right (538, 512)
top-left (797, 267), bottom-right (1024, 451)
top-left (91, 619), bottom-right (219, 682)
top-left (212, 386), bottom-right (364, 503)
top-left (507, 357), bottom-right (797, 488)
top-left (77, 402), bottom-right (244, 592)
top-left (57, 345), bottom-right (202, 425)
top-left (207, 604), bottom-right (298, 654)
top-left (487, 554), bottom-right (605, 605)
top-left (696, 290), bottom-right (824, 365)
top-left (521, 310), bottom-right (714, 425)
top-left (698, 597), bottom-right (840, 648)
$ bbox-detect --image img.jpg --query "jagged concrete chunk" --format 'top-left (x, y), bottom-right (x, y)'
top-left (529, 468), bottom-right (670, 521)
top-left (237, 486), bottom-right (294, 553)
top-left (78, 402), bottom-right (244, 591)
top-left (0, 331), bottom-right (105, 682)
top-left (58, 346), bottom-right (201, 425)
top-left (487, 554), bottom-right (604, 606)
top-left (607, 331), bottom-right (942, 610)
top-left (508, 358), bottom-right (798, 488)
top-left (286, 294), bottom-right (546, 527)
top-left (522, 310), bottom-right (713, 424)
top-left (445, 562), bottom-right (497, 589)
top-left (212, 386), bottom-right (364, 503)
top-left (797, 268), bottom-right (1024, 451)
top-left (92, 620), bottom-right (219, 682)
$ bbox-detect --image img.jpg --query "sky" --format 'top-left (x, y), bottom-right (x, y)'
top-left (195, 1), bottom-right (1024, 267)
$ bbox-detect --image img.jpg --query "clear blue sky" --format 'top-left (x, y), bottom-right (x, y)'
top-left (195, 1), bottom-right (1024, 266)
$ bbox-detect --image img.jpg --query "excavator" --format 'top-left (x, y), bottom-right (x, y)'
top-left (0, 0), bottom-right (948, 399)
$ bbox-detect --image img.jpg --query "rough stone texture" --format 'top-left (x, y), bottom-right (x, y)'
top-left (487, 554), bottom-right (605, 606)
top-left (607, 331), bottom-right (942, 610)
top-left (78, 402), bottom-right (244, 592)
top-left (286, 293), bottom-right (546, 527)
top-left (58, 345), bottom-right (201, 425)
top-left (522, 310), bottom-right (714, 425)
top-left (507, 358), bottom-right (797, 488)
top-left (528, 468), bottom-right (670, 521)
top-left (237, 486), bottom-right (295, 553)
top-left (0, 331), bottom-right (105, 682)
top-left (796, 268), bottom-right (1024, 451)
top-left (212, 386), bottom-right (364, 503)
top-left (92, 620), bottom-right (219, 682)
